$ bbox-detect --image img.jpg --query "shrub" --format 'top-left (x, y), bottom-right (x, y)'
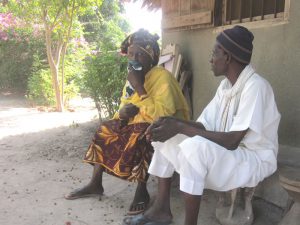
top-left (83, 51), bottom-right (127, 120)
top-left (27, 67), bottom-right (55, 106)
top-left (27, 44), bottom-right (87, 107)
top-left (0, 12), bottom-right (44, 93)
top-left (0, 38), bottom-right (44, 93)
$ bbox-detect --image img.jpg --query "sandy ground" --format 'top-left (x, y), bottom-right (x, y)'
top-left (0, 93), bottom-right (283, 225)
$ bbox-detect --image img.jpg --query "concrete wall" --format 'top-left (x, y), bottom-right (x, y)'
top-left (162, 0), bottom-right (300, 148)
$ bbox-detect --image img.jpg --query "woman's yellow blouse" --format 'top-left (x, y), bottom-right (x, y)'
top-left (113, 66), bottom-right (190, 124)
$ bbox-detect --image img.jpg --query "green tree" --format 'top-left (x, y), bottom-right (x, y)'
top-left (0, 12), bottom-right (45, 92)
top-left (81, 0), bottom-right (131, 120)
top-left (4, 0), bottom-right (103, 111)
top-left (84, 52), bottom-right (127, 120)
top-left (27, 40), bottom-right (87, 107)
top-left (80, 0), bottom-right (130, 51)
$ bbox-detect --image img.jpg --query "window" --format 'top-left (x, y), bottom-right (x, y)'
top-left (222, 0), bottom-right (286, 25)
top-left (161, 0), bottom-right (289, 31)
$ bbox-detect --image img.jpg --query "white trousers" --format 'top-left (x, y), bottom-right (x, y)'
top-left (148, 134), bottom-right (276, 195)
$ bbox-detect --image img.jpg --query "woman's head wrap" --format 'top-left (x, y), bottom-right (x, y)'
top-left (216, 25), bottom-right (254, 64)
top-left (121, 29), bottom-right (160, 66)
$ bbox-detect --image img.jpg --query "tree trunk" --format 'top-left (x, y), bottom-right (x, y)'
top-left (50, 63), bottom-right (63, 112)
top-left (61, 42), bottom-right (67, 106)
top-left (95, 101), bottom-right (103, 122)
top-left (44, 15), bottom-right (63, 112)
top-left (61, 0), bottom-right (76, 107)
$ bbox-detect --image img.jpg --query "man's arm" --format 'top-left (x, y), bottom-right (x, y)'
top-left (179, 120), bottom-right (248, 150)
top-left (148, 117), bottom-right (247, 150)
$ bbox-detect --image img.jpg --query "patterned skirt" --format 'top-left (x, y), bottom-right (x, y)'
top-left (83, 119), bottom-right (153, 182)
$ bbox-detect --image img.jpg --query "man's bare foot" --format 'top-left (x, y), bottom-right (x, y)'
top-left (64, 185), bottom-right (104, 200)
top-left (143, 203), bottom-right (173, 223)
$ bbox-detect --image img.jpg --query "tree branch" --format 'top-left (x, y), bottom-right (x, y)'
top-left (50, 6), bottom-right (63, 30)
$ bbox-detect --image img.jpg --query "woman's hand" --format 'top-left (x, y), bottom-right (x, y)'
top-left (119, 103), bottom-right (139, 121)
top-left (145, 117), bottom-right (180, 142)
top-left (127, 70), bottom-right (146, 95)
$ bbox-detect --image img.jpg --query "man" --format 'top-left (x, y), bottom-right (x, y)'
top-left (123, 25), bottom-right (281, 225)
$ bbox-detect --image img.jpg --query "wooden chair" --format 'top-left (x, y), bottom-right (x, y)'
top-left (158, 43), bottom-right (193, 118)
top-left (216, 187), bottom-right (256, 225)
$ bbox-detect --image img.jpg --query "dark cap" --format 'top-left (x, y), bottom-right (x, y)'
top-left (216, 25), bottom-right (254, 64)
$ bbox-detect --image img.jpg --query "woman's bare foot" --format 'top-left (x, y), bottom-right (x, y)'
top-left (127, 183), bottom-right (150, 215)
top-left (64, 184), bottom-right (104, 200)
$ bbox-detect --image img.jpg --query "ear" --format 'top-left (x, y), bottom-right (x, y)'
top-left (225, 52), bottom-right (232, 64)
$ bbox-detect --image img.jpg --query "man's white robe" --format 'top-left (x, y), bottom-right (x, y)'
top-left (148, 66), bottom-right (281, 195)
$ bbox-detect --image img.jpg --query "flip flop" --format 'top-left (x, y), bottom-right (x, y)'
top-left (127, 201), bottom-right (148, 215)
top-left (122, 214), bottom-right (172, 225)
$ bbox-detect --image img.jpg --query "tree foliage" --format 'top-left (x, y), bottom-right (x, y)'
top-left (27, 40), bottom-right (87, 106)
top-left (80, 0), bottom-right (130, 51)
top-left (84, 52), bottom-right (127, 119)
top-left (2, 0), bottom-right (131, 119)
top-left (0, 12), bottom-right (45, 92)
top-left (81, 0), bottom-right (130, 120)
top-left (4, 0), bottom-right (103, 111)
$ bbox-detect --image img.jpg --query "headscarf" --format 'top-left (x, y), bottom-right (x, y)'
top-left (216, 25), bottom-right (254, 64)
top-left (121, 29), bottom-right (160, 66)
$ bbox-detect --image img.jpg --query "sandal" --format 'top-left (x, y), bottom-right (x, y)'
top-left (127, 201), bottom-right (148, 215)
top-left (122, 214), bottom-right (172, 225)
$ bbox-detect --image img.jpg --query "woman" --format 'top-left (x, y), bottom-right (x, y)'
top-left (65, 29), bottom-right (190, 215)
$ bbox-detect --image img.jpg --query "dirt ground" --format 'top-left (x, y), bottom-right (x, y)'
top-left (0, 93), bottom-right (283, 225)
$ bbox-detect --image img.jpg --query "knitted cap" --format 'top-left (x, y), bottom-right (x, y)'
top-left (216, 25), bottom-right (254, 64)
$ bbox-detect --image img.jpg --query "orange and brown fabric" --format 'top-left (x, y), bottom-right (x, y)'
top-left (84, 120), bottom-right (153, 182)
top-left (83, 29), bottom-right (189, 183)
top-left (120, 28), bottom-right (160, 66)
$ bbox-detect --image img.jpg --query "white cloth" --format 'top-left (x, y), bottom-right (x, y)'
top-left (148, 66), bottom-right (281, 195)
top-left (218, 64), bottom-right (255, 131)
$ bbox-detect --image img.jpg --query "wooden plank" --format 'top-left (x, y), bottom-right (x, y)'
top-left (226, 12), bottom-right (284, 25)
top-left (252, 0), bottom-right (262, 17)
top-left (250, 0), bottom-right (253, 21)
top-left (222, 0), bottom-right (228, 25)
top-left (264, 0), bottom-right (276, 15)
top-left (180, 0), bottom-right (191, 15)
top-left (274, 0), bottom-right (277, 18)
top-left (214, 0), bottom-right (223, 26)
top-left (191, 0), bottom-right (213, 12)
top-left (160, 43), bottom-right (180, 77)
top-left (241, 0), bottom-right (251, 19)
top-left (161, 0), bottom-right (180, 17)
top-left (277, 0), bottom-right (285, 12)
top-left (219, 15), bottom-right (287, 29)
top-left (162, 11), bottom-right (212, 29)
top-left (261, 0), bottom-right (265, 20)
top-left (228, 0), bottom-right (232, 24)
top-left (239, 0), bottom-right (242, 22)
top-left (284, 0), bottom-right (290, 20)
top-left (174, 54), bottom-right (182, 80)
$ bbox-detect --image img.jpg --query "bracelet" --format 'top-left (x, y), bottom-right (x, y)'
top-left (139, 94), bottom-right (148, 100)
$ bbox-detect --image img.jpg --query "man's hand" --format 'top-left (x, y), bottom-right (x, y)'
top-left (119, 103), bottom-right (139, 121)
top-left (145, 117), bottom-right (180, 142)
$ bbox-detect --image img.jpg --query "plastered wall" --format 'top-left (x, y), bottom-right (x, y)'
top-left (162, 0), bottom-right (300, 147)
